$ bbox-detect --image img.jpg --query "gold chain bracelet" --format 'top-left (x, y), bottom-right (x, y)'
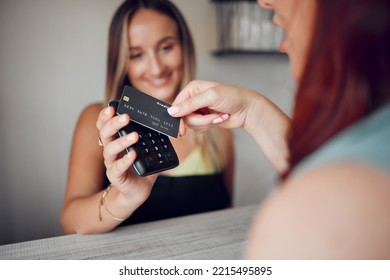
top-left (98, 185), bottom-right (126, 222)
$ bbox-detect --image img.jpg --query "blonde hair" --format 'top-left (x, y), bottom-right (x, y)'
top-left (104, 0), bottom-right (229, 171)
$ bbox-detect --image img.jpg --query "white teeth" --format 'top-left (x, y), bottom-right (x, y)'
top-left (150, 77), bottom-right (167, 85)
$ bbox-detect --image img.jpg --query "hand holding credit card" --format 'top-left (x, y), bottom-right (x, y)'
top-left (117, 85), bottom-right (180, 138)
top-left (110, 86), bottom-right (180, 176)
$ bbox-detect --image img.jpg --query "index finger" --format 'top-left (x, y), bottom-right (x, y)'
top-left (173, 80), bottom-right (219, 104)
top-left (96, 105), bottom-right (115, 130)
top-left (169, 80), bottom-right (220, 117)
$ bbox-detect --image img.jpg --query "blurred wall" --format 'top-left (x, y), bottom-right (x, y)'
top-left (0, 0), bottom-right (294, 245)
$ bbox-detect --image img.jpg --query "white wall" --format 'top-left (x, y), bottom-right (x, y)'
top-left (0, 0), bottom-right (294, 245)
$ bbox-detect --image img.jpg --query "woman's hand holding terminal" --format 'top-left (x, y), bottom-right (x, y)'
top-left (96, 106), bottom-right (157, 218)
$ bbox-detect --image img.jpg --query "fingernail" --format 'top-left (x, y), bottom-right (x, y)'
top-left (212, 117), bottom-right (224, 124)
top-left (104, 107), bottom-right (111, 115)
top-left (168, 106), bottom-right (179, 115)
top-left (126, 134), bottom-right (135, 142)
top-left (118, 115), bottom-right (126, 123)
top-left (221, 114), bottom-right (229, 120)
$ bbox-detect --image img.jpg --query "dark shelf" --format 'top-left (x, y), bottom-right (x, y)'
top-left (213, 49), bottom-right (285, 56)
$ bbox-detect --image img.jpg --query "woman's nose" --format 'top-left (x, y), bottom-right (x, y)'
top-left (148, 55), bottom-right (163, 76)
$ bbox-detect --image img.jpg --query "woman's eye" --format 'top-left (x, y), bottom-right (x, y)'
top-left (160, 45), bottom-right (173, 52)
top-left (129, 53), bottom-right (142, 60)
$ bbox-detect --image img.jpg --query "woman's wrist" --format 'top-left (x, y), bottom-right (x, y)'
top-left (243, 91), bottom-right (290, 174)
top-left (113, 184), bottom-right (149, 209)
top-left (98, 185), bottom-right (127, 222)
top-left (98, 184), bottom-right (147, 222)
top-left (243, 90), bottom-right (267, 136)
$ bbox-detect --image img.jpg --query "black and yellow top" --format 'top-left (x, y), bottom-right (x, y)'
top-left (104, 145), bottom-right (231, 226)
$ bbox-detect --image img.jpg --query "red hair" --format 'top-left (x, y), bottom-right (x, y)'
top-left (284, 0), bottom-right (390, 178)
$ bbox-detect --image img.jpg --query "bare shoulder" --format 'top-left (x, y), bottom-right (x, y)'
top-left (73, 102), bottom-right (103, 134)
top-left (78, 102), bottom-right (104, 124)
top-left (245, 163), bottom-right (390, 259)
top-left (70, 102), bottom-right (104, 156)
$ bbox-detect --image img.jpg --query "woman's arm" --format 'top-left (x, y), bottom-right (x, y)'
top-left (244, 93), bottom-right (290, 174)
top-left (61, 103), bottom-right (155, 234)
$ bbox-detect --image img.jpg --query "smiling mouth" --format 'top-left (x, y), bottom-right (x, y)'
top-left (150, 77), bottom-right (168, 85)
top-left (146, 73), bottom-right (172, 86)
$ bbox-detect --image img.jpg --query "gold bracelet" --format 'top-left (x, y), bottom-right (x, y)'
top-left (98, 185), bottom-right (126, 222)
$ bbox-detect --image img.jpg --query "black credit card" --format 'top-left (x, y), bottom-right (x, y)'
top-left (117, 85), bottom-right (180, 138)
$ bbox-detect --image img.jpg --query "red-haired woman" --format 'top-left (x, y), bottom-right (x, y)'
top-left (169, 0), bottom-right (390, 259)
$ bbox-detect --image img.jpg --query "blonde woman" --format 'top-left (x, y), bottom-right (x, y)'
top-left (61, 0), bottom-right (234, 234)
